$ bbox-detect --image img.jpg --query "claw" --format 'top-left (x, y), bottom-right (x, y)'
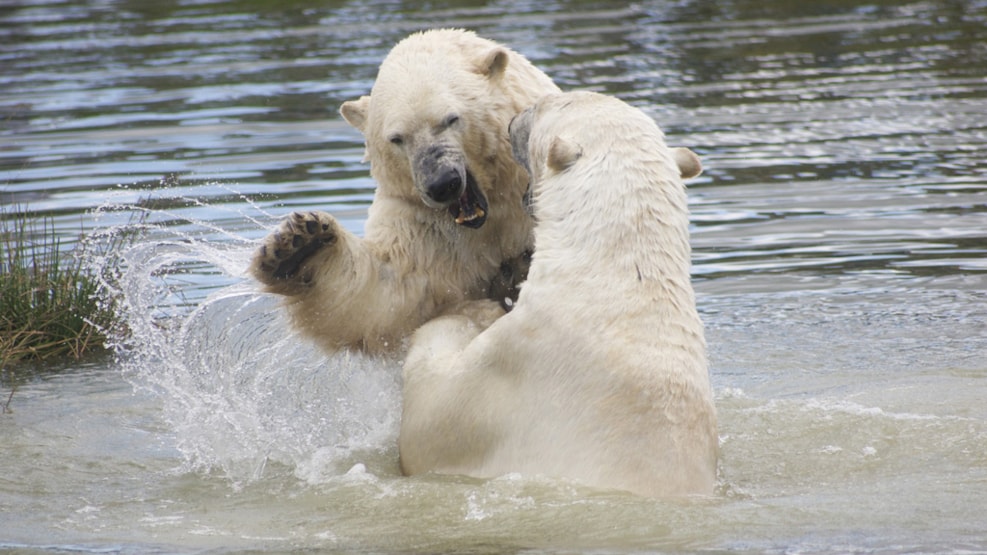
top-left (255, 212), bottom-right (337, 283)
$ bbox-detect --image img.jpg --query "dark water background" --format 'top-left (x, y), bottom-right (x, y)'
top-left (2, 1), bottom-right (986, 553)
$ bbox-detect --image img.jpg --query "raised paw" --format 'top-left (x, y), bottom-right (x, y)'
top-left (251, 211), bottom-right (337, 286)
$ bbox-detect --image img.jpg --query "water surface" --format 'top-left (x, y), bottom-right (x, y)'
top-left (2, 1), bottom-right (986, 553)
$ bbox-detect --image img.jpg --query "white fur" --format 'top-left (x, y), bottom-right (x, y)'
top-left (400, 91), bottom-right (717, 497)
top-left (250, 30), bottom-right (559, 353)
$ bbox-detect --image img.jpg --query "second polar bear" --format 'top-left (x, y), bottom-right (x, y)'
top-left (250, 30), bottom-right (559, 354)
top-left (400, 91), bottom-right (717, 497)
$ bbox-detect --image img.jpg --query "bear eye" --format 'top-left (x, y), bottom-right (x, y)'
top-left (443, 114), bottom-right (460, 129)
top-left (388, 133), bottom-right (404, 146)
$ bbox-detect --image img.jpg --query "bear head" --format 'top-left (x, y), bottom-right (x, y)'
top-left (509, 92), bottom-right (702, 202)
top-left (341, 29), bottom-right (546, 230)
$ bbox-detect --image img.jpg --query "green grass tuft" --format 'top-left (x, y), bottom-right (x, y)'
top-left (0, 206), bottom-right (128, 366)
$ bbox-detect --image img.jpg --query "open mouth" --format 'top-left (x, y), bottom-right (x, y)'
top-left (448, 170), bottom-right (488, 228)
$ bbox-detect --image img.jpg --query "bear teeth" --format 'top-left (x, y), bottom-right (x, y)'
top-left (455, 207), bottom-right (485, 225)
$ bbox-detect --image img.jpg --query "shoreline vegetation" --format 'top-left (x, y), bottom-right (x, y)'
top-left (0, 205), bottom-right (131, 369)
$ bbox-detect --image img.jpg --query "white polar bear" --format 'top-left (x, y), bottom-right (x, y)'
top-left (400, 91), bottom-right (717, 497)
top-left (250, 29), bottom-right (559, 354)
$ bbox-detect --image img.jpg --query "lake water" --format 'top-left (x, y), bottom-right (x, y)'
top-left (2, 0), bottom-right (987, 553)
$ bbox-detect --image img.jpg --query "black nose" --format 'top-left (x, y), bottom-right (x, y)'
top-left (426, 168), bottom-right (463, 204)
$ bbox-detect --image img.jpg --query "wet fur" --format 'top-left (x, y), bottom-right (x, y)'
top-left (250, 30), bottom-right (560, 353)
top-left (400, 92), bottom-right (716, 497)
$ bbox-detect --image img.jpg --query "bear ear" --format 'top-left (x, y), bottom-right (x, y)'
top-left (477, 47), bottom-right (509, 79)
top-left (671, 147), bottom-right (702, 179)
top-left (547, 136), bottom-right (582, 173)
top-left (340, 95), bottom-right (370, 133)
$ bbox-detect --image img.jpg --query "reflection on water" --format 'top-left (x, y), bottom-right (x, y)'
top-left (1, 0), bottom-right (986, 553)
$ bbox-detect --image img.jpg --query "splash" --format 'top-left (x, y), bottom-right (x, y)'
top-left (83, 186), bottom-right (401, 486)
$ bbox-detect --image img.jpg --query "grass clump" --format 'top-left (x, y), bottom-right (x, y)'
top-left (0, 207), bottom-right (122, 365)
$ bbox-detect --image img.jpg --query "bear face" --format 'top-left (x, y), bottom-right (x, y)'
top-left (343, 92), bottom-right (489, 228)
top-left (380, 101), bottom-right (490, 228)
top-left (341, 29), bottom-right (557, 231)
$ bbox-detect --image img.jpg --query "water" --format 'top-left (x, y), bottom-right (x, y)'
top-left (2, 0), bottom-right (987, 553)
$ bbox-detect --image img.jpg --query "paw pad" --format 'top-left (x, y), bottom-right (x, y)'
top-left (252, 211), bottom-right (338, 283)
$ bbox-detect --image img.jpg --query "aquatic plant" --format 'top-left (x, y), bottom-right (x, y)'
top-left (0, 206), bottom-right (132, 365)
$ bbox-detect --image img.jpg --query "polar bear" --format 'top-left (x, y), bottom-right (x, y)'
top-left (399, 91), bottom-right (717, 497)
top-left (250, 29), bottom-right (559, 353)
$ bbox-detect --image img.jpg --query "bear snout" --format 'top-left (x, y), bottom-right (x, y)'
top-left (412, 144), bottom-right (467, 207)
top-left (425, 167), bottom-right (464, 205)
